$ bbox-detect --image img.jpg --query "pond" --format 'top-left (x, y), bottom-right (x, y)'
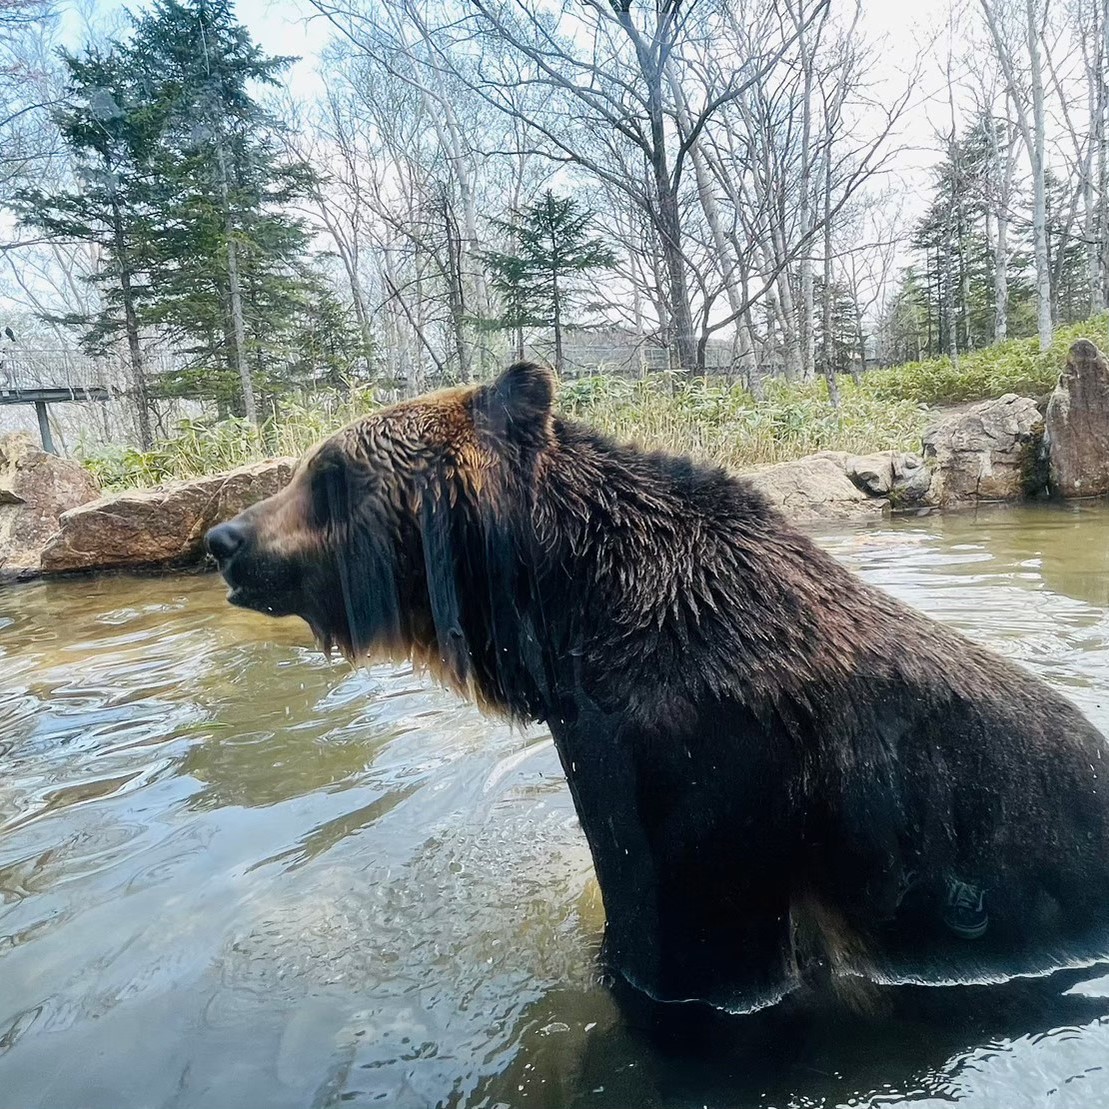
top-left (3, 501), bottom-right (1109, 1108)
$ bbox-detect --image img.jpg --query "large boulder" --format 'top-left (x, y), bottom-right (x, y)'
top-left (1044, 338), bottom-right (1109, 497)
top-left (921, 394), bottom-right (1044, 505)
top-left (742, 457), bottom-right (888, 522)
top-left (0, 432), bottom-right (100, 579)
top-left (39, 457), bottom-right (295, 574)
top-left (816, 449), bottom-right (932, 507)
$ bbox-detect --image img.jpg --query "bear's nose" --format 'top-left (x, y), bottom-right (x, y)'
top-left (206, 521), bottom-right (246, 563)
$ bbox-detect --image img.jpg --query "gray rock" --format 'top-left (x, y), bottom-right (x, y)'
top-left (921, 394), bottom-right (1044, 505)
top-left (1044, 338), bottom-right (1109, 497)
top-left (742, 457), bottom-right (888, 522)
top-left (39, 457), bottom-right (295, 575)
top-left (0, 432), bottom-right (100, 579)
top-left (816, 449), bottom-right (932, 506)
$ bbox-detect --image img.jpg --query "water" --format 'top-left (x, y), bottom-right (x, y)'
top-left (3, 501), bottom-right (1109, 1108)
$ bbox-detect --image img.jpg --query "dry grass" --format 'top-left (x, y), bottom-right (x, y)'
top-left (81, 373), bottom-right (932, 491)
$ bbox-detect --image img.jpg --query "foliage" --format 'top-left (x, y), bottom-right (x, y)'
top-left (127, 0), bottom-right (325, 409)
top-left (81, 312), bottom-right (1109, 491)
top-left (867, 315), bottom-right (1109, 404)
top-left (881, 115), bottom-right (1037, 363)
top-left (79, 387), bottom-right (377, 488)
top-left (480, 191), bottom-right (615, 370)
top-left (561, 374), bottom-right (928, 471)
top-left (8, 0), bottom-right (348, 424)
top-left (11, 47), bottom-right (159, 348)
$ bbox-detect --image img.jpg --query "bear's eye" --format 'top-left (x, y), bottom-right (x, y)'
top-left (308, 451), bottom-right (350, 529)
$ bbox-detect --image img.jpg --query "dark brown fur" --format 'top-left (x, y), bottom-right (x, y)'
top-left (207, 363), bottom-right (1109, 1013)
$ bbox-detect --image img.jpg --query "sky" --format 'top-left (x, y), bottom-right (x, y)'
top-left (59, 0), bottom-right (962, 194)
top-left (28, 0), bottom-right (980, 320)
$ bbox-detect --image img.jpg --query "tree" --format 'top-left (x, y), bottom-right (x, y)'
top-left (128, 0), bottom-right (316, 420)
top-left (12, 46), bottom-right (161, 447)
top-left (310, 0), bottom-right (835, 372)
top-left (978, 0), bottom-right (1053, 351)
top-left (1, 0), bottom-right (58, 195)
top-left (482, 191), bottom-right (614, 372)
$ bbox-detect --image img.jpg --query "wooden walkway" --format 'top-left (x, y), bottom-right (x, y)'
top-left (0, 350), bottom-right (114, 453)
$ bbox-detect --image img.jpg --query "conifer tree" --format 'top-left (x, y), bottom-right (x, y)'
top-left (12, 48), bottom-right (161, 446)
top-left (127, 0), bottom-right (317, 420)
top-left (483, 191), bottom-right (614, 372)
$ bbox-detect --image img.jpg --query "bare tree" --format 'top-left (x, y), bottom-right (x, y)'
top-left (979, 0), bottom-right (1054, 350)
top-left (310, 0), bottom-right (835, 372)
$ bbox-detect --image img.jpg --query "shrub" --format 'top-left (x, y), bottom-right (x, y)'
top-left (864, 316), bottom-right (1109, 405)
top-left (81, 317), bottom-right (1107, 489)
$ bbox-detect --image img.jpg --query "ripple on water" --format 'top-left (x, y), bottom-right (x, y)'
top-left (2, 510), bottom-right (1109, 1107)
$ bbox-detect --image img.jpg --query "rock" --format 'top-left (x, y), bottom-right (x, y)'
top-left (40, 457), bottom-right (295, 575)
top-left (742, 457), bottom-right (888, 522)
top-left (921, 394), bottom-right (1044, 505)
top-left (816, 449), bottom-right (932, 507)
top-left (0, 432), bottom-right (100, 579)
top-left (1044, 338), bottom-right (1109, 497)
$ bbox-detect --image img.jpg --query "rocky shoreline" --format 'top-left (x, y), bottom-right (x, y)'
top-left (3, 339), bottom-right (1108, 582)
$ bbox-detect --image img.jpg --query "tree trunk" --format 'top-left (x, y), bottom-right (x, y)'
top-left (657, 184), bottom-right (697, 372)
top-left (110, 199), bottom-right (153, 450)
top-left (797, 16), bottom-right (816, 382)
top-left (944, 209), bottom-right (959, 368)
top-left (1027, 0), bottom-right (1053, 349)
top-left (1091, 0), bottom-right (1108, 314)
top-left (620, 6), bottom-right (696, 373)
top-left (551, 266), bottom-right (563, 373)
top-left (994, 210), bottom-right (1010, 343)
top-left (1101, 0), bottom-right (1109, 308)
top-left (441, 191), bottom-right (471, 382)
top-left (669, 73), bottom-right (748, 375)
top-left (821, 158), bottom-right (840, 408)
top-left (980, 0), bottom-right (1053, 348)
top-left (987, 119), bottom-right (1012, 342)
top-left (214, 139), bottom-right (257, 425)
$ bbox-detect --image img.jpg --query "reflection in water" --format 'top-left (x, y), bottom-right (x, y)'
top-left (2, 504), bottom-right (1109, 1107)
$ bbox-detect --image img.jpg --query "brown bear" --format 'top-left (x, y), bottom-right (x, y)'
top-left (206, 362), bottom-right (1109, 1014)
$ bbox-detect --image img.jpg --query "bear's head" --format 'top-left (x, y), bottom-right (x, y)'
top-left (205, 362), bottom-right (557, 694)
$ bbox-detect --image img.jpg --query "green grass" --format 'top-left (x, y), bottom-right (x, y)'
top-left (79, 389), bottom-right (375, 490)
top-left (79, 316), bottom-right (1109, 490)
top-left (864, 315), bottom-right (1109, 405)
top-left (559, 374), bottom-right (929, 472)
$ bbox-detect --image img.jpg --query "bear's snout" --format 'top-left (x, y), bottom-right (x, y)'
top-left (206, 520), bottom-right (248, 564)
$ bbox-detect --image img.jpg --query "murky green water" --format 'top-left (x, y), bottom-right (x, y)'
top-left (4, 502), bottom-right (1109, 1108)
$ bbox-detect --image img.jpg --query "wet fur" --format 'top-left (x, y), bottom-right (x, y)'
top-left (212, 362), bottom-right (1109, 1013)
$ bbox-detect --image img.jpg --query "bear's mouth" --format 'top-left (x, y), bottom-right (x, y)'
top-left (225, 584), bottom-right (296, 618)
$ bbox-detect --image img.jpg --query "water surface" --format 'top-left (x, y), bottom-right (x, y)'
top-left (3, 501), bottom-right (1109, 1107)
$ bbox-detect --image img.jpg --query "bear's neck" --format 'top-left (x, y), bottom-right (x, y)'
top-left (444, 416), bottom-right (858, 727)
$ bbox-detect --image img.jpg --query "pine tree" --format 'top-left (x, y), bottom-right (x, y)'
top-left (11, 47), bottom-right (162, 447)
top-left (882, 119), bottom-right (1037, 363)
top-left (127, 0), bottom-right (317, 420)
top-left (482, 191), bottom-right (614, 372)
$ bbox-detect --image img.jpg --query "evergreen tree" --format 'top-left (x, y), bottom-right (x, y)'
top-left (1045, 170), bottom-right (1089, 325)
top-left (286, 274), bottom-right (370, 389)
top-left (813, 277), bottom-right (861, 376)
top-left (11, 48), bottom-right (163, 447)
top-left (881, 119), bottom-right (1036, 363)
top-left (482, 191), bottom-right (614, 372)
top-left (127, 0), bottom-right (317, 419)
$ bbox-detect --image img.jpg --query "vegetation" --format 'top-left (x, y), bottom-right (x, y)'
top-left (79, 313), bottom-right (1109, 492)
top-left (79, 375), bottom-right (928, 490)
top-left (481, 192), bottom-right (615, 371)
top-left (10, 0), bottom-right (365, 435)
top-left (866, 314), bottom-right (1109, 405)
top-left (78, 388), bottom-right (374, 488)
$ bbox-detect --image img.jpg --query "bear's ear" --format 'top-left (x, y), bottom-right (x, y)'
top-left (483, 361), bottom-right (556, 443)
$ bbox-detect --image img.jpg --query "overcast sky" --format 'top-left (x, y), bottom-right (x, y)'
top-left (62, 0), bottom-right (964, 202)
top-left (37, 0), bottom-right (981, 306)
